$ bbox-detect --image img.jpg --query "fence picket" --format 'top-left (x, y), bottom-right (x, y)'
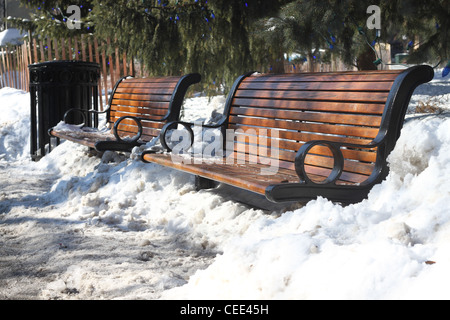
top-left (0, 36), bottom-right (135, 111)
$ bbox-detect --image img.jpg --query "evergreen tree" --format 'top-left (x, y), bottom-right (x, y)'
top-left (13, 0), bottom-right (94, 37)
top-left (254, 0), bottom-right (383, 71)
top-left (15, 0), bottom-right (448, 84)
top-left (383, 0), bottom-right (449, 66)
top-left (257, 0), bottom-right (449, 70)
top-left (89, 0), bottom-right (290, 91)
top-left (14, 0), bottom-right (290, 91)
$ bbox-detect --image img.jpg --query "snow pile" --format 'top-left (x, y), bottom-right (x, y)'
top-left (163, 115), bottom-right (450, 299)
top-left (1, 70), bottom-right (450, 300)
top-left (0, 87), bottom-right (30, 162)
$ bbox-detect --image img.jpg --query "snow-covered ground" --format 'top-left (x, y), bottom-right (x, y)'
top-left (1, 69), bottom-right (450, 300)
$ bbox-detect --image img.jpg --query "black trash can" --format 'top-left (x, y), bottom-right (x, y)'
top-left (29, 61), bottom-right (100, 161)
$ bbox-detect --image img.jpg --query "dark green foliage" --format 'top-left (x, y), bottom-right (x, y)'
top-left (259, 0), bottom-right (449, 69)
top-left (16, 0), bottom-right (290, 91)
top-left (15, 0), bottom-right (450, 89)
top-left (14, 0), bottom-right (94, 37)
top-left (392, 0), bottom-right (449, 66)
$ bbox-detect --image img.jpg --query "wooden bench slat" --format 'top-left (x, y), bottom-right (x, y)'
top-left (111, 99), bottom-right (170, 110)
top-left (121, 77), bottom-right (184, 83)
top-left (114, 126), bottom-right (163, 141)
top-left (228, 116), bottom-right (380, 139)
top-left (115, 87), bottom-right (177, 95)
top-left (110, 113), bottom-right (165, 123)
top-left (110, 105), bottom-right (168, 117)
top-left (112, 117), bottom-right (166, 130)
top-left (232, 137), bottom-right (377, 163)
top-left (245, 71), bottom-right (402, 82)
top-left (232, 145), bottom-right (371, 173)
top-left (228, 125), bottom-right (374, 146)
top-left (303, 153), bottom-right (374, 176)
top-left (115, 127), bottom-right (162, 140)
top-left (233, 144), bottom-right (375, 176)
top-left (303, 164), bottom-right (370, 184)
top-left (230, 106), bottom-right (383, 127)
top-left (235, 89), bottom-right (390, 103)
top-left (238, 81), bottom-right (393, 92)
top-left (113, 93), bottom-right (173, 102)
top-left (118, 82), bottom-right (178, 89)
top-left (110, 109), bottom-right (168, 121)
top-left (141, 127), bottom-right (162, 139)
top-left (225, 152), bottom-right (370, 184)
top-left (232, 98), bottom-right (386, 115)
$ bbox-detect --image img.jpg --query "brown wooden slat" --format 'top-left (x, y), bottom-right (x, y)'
top-left (224, 151), bottom-right (369, 184)
top-left (50, 130), bottom-right (101, 149)
top-left (110, 110), bottom-right (167, 121)
top-left (228, 116), bottom-right (380, 139)
top-left (123, 77), bottom-right (182, 83)
top-left (115, 87), bottom-right (176, 95)
top-left (238, 81), bottom-right (393, 92)
top-left (113, 93), bottom-right (173, 102)
top-left (229, 146), bottom-right (374, 183)
top-left (110, 105), bottom-right (169, 117)
top-left (234, 89), bottom-right (390, 103)
top-left (245, 71), bottom-right (403, 82)
top-left (118, 82), bottom-right (178, 89)
top-left (110, 117), bottom-right (166, 130)
top-left (232, 98), bottom-right (386, 115)
top-left (111, 99), bottom-right (170, 109)
top-left (233, 143), bottom-right (375, 175)
top-left (304, 153), bottom-right (374, 176)
top-left (141, 127), bottom-right (162, 139)
top-left (230, 107), bottom-right (382, 127)
top-left (232, 137), bottom-right (377, 163)
top-left (228, 125), bottom-right (375, 146)
top-left (303, 164), bottom-right (369, 184)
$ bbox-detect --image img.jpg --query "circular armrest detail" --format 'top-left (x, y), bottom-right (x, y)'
top-left (63, 108), bottom-right (87, 126)
top-left (113, 116), bottom-right (143, 143)
top-left (160, 121), bottom-right (195, 152)
top-left (295, 141), bottom-right (344, 185)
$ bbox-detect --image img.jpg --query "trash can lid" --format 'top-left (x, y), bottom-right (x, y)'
top-left (28, 60), bottom-right (100, 69)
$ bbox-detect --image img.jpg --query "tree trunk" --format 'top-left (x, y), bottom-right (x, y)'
top-left (308, 52), bottom-right (314, 72)
top-left (356, 47), bottom-right (378, 70)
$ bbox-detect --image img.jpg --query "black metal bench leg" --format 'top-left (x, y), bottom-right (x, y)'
top-left (195, 176), bottom-right (218, 191)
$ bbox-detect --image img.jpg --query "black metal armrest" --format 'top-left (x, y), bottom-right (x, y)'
top-left (113, 116), bottom-right (144, 143)
top-left (88, 105), bottom-right (110, 115)
top-left (160, 121), bottom-right (195, 152)
top-left (63, 108), bottom-right (87, 126)
top-left (63, 105), bottom-right (110, 126)
top-left (295, 138), bottom-right (385, 186)
top-left (295, 141), bottom-right (344, 185)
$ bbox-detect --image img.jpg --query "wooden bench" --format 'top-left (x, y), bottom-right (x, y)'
top-left (49, 73), bottom-right (201, 153)
top-left (141, 66), bottom-right (433, 204)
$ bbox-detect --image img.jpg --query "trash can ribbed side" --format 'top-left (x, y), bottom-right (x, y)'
top-left (29, 61), bottom-right (100, 161)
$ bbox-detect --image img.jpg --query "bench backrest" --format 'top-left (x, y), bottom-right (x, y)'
top-left (108, 74), bottom-right (200, 142)
top-left (222, 66), bottom-right (433, 185)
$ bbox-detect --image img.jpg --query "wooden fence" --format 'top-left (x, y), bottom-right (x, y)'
top-left (0, 35), bottom-right (137, 110)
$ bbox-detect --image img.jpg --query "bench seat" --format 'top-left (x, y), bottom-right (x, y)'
top-left (142, 66), bottom-right (434, 204)
top-left (49, 73), bottom-right (201, 152)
